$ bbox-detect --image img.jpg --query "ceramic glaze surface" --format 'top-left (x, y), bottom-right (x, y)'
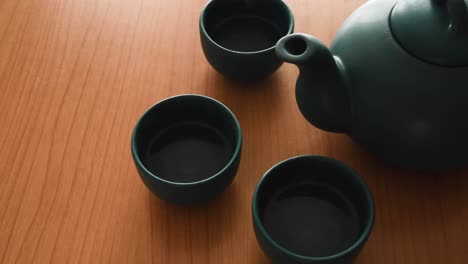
top-left (200, 0), bottom-right (294, 81)
top-left (390, 0), bottom-right (468, 66)
top-left (276, 0), bottom-right (468, 170)
top-left (252, 156), bottom-right (374, 264)
top-left (131, 95), bottom-right (242, 206)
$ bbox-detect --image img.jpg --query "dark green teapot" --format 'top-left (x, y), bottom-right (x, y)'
top-left (276, 0), bottom-right (468, 170)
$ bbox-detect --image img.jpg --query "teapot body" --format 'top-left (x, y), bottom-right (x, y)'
top-left (331, 0), bottom-right (468, 169)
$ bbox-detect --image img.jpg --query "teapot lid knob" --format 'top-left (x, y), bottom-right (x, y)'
top-left (390, 0), bottom-right (468, 66)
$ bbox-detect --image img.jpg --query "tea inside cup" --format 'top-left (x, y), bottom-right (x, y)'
top-left (143, 121), bottom-right (233, 183)
top-left (252, 156), bottom-right (374, 262)
top-left (199, 0), bottom-right (294, 81)
top-left (202, 0), bottom-right (293, 52)
top-left (131, 94), bottom-right (242, 205)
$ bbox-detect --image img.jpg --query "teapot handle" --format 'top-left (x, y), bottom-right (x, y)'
top-left (434, 0), bottom-right (468, 34)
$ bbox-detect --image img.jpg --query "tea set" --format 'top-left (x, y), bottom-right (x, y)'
top-left (131, 0), bottom-right (468, 263)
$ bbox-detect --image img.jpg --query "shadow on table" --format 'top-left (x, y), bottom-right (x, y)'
top-left (207, 71), bottom-right (288, 126)
top-left (147, 179), bottom-right (243, 259)
top-left (339, 137), bottom-right (468, 246)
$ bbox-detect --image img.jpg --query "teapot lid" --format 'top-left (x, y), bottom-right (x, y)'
top-left (390, 0), bottom-right (468, 66)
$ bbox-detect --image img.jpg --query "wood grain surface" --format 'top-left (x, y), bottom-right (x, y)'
top-left (1, 0), bottom-right (467, 263)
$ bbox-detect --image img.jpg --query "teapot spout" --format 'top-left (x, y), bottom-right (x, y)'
top-left (276, 33), bottom-right (351, 133)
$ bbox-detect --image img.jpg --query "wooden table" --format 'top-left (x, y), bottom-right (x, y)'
top-left (1, 0), bottom-right (467, 263)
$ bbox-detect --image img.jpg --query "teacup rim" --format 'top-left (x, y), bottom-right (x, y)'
top-left (199, 0), bottom-right (295, 55)
top-left (252, 155), bottom-right (375, 261)
top-left (131, 94), bottom-right (242, 186)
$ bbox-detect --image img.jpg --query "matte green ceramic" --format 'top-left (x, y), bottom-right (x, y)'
top-left (200, 0), bottom-right (294, 81)
top-left (131, 95), bottom-right (242, 206)
top-left (252, 156), bottom-right (374, 264)
top-left (275, 0), bottom-right (468, 170)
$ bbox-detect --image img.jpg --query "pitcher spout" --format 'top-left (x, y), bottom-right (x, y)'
top-left (276, 33), bottom-right (352, 133)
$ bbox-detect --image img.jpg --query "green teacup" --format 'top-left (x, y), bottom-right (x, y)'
top-left (199, 0), bottom-right (294, 81)
top-left (252, 155), bottom-right (374, 264)
top-left (131, 94), bottom-right (242, 206)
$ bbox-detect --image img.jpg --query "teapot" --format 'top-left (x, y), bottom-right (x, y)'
top-left (276, 0), bottom-right (468, 170)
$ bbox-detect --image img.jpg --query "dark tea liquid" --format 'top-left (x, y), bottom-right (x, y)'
top-left (144, 122), bottom-right (233, 183)
top-left (211, 15), bottom-right (283, 52)
top-left (261, 183), bottom-right (360, 257)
